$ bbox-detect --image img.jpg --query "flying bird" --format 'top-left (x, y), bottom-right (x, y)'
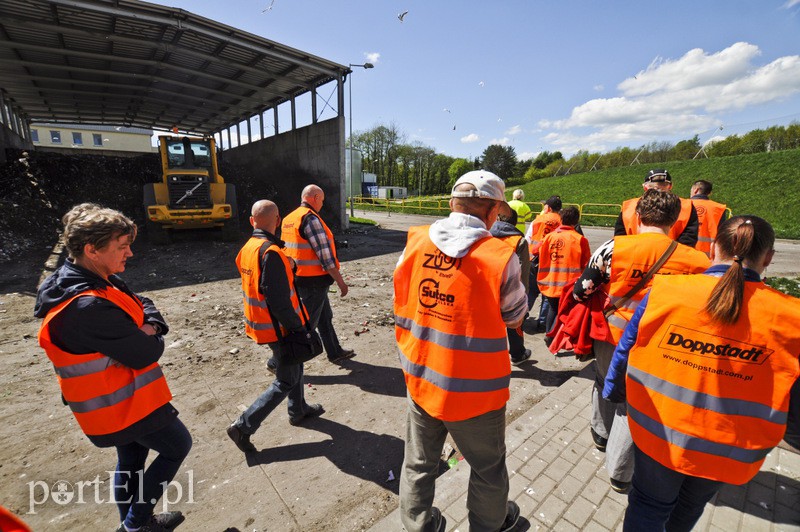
top-left (443, 108), bottom-right (451, 113)
top-left (452, 125), bottom-right (456, 131)
top-left (262, 0), bottom-right (275, 13)
top-left (478, 81), bottom-right (485, 87)
top-left (398, 10), bottom-right (408, 22)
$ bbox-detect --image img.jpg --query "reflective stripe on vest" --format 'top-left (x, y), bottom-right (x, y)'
top-left (281, 206), bottom-right (339, 277)
top-left (394, 226), bottom-right (513, 421)
top-left (38, 287), bottom-right (172, 437)
top-left (236, 236), bottom-right (306, 344)
top-left (627, 404), bottom-right (771, 464)
top-left (605, 234), bottom-right (709, 343)
top-left (69, 366), bottom-right (165, 414)
top-left (621, 197), bottom-right (694, 243)
top-left (626, 274), bottom-right (800, 485)
top-left (398, 351), bottom-right (510, 393)
top-left (692, 199), bottom-right (727, 255)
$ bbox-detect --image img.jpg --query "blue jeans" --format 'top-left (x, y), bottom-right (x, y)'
top-left (297, 282), bottom-right (343, 358)
top-left (238, 344), bottom-right (306, 434)
top-left (115, 416), bottom-right (192, 528)
top-left (624, 445), bottom-right (722, 532)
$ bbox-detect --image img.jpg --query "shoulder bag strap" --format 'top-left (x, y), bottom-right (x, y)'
top-left (604, 240), bottom-right (679, 318)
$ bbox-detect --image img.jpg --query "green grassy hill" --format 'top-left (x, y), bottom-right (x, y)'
top-left (516, 149), bottom-right (800, 239)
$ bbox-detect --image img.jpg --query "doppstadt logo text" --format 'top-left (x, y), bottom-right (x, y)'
top-left (658, 324), bottom-right (772, 365)
top-left (418, 278), bottom-right (456, 309)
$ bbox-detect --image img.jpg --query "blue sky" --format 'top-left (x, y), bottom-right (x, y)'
top-left (162, 0), bottom-right (800, 160)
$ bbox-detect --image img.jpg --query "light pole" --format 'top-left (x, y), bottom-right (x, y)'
top-left (693, 125), bottom-right (724, 159)
top-left (348, 62), bottom-right (373, 217)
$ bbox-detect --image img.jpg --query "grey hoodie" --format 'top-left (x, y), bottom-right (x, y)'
top-left (400, 212), bottom-right (528, 326)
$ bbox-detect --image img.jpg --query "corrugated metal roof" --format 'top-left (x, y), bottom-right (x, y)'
top-left (0, 0), bottom-right (349, 135)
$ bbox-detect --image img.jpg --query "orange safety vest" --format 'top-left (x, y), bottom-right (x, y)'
top-left (606, 233), bottom-right (710, 343)
top-left (236, 236), bottom-right (307, 344)
top-left (528, 212), bottom-right (561, 257)
top-left (281, 206), bottom-right (340, 277)
top-left (692, 198), bottom-right (727, 256)
top-left (537, 226), bottom-right (589, 298)
top-left (38, 288), bottom-right (172, 437)
top-left (394, 226), bottom-right (514, 421)
top-left (627, 274), bottom-right (800, 485)
top-left (621, 197), bottom-right (694, 244)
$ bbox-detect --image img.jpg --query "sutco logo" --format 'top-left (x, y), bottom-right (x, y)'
top-left (659, 325), bottom-right (772, 365)
top-left (418, 278), bottom-right (456, 308)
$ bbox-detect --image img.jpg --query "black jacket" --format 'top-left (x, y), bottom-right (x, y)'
top-left (34, 260), bottom-right (177, 447)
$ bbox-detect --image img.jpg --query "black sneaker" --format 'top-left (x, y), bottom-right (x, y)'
top-left (511, 349), bottom-right (532, 366)
top-left (610, 478), bottom-right (632, 494)
top-left (590, 428), bottom-right (608, 452)
top-left (429, 506), bottom-right (446, 532)
top-left (500, 500), bottom-right (521, 532)
top-left (328, 348), bottom-right (356, 363)
top-left (289, 403), bottom-right (325, 426)
top-left (226, 423), bottom-right (256, 453)
top-left (151, 511), bottom-right (185, 529)
top-left (266, 357), bottom-right (278, 375)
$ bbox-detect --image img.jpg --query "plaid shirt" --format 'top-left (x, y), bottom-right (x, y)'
top-left (300, 205), bottom-right (337, 271)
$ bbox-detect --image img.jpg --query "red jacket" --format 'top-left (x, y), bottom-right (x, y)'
top-left (547, 278), bottom-right (612, 355)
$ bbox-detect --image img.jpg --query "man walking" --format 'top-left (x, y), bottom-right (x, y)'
top-left (281, 184), bottom-right (355, 365)
top-left (614, 169), bottom-right (699, 247)
top-left (523, 195), bottom-right (562, 333)
top-left (226, 200), bottom-right (324, 453)
top-left (490, 202), bottom-right (532, 365)
top-left (395, 170), bottom-right (528, 532)
top-left (690, 179), bottom-right (728, 256)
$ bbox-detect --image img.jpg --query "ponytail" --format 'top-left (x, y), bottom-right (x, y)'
top-left (704, 216), bottom-right (774, 324)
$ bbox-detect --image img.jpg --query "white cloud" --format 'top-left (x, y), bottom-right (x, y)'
top-left (594, 85), bottom-right (604, 92)
top-left (784, 0), bottom-right (800, 8)
top-left (505, 124), bottom-right (522, 135)
top-left (489, 137), bottom-right (511, 146)
top-left (518, 151), bottom-right (539, 161)
top-left (461, 133), bottom-right (479, 143)
top-left (538, 42), bottom-right (800, 154)
top-left (365, 52), bottom-right (380, 64)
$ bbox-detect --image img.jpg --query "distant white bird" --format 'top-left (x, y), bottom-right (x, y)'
top-left (497, 118), bottom-right (502, 122)
top-left (398, 10), bottom-right (408, 22)
top-left (262, 0), bottom-right (275, 13)
top-left (452, 125), bottom-right (456, 131)
top-left (443, 108), bottom-right (451, 113)
top-left (478, 81), bottom-right (485, 87)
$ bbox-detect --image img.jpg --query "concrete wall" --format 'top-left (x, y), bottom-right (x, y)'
top-left (221, 116), bottom-right (346, 232)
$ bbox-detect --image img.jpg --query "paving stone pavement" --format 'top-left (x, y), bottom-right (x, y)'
top-left (370, 365), bottom-right (800, 531)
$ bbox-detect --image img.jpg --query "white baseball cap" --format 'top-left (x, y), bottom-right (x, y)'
top-left (451, 170), bottom-right (505, 202)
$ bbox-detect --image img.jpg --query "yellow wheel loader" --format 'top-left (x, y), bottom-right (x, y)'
top-left (143, 136), bottom-right (238, 243)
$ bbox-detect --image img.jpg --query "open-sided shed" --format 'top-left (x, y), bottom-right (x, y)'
top-left (0, 0), bottom-right (352, 228)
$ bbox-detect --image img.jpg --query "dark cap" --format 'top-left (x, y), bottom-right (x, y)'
top-left (644, 169), bottom-right (672, 183)
top-left (540, 195), bottom-right (562, 210)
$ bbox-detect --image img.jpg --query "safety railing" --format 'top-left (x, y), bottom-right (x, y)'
top-left (348, 197), bottom-right (730, 228)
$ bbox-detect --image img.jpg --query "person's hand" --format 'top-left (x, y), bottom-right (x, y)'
top-left (140, 323), bottom-right (159, 336)
top-left (337, 279), bottom-right (349, 297)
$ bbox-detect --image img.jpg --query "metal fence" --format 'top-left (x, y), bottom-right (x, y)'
top-left (349, 197), bottom-right (732, 227)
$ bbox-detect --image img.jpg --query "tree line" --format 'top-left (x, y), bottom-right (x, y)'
top-left (351, 122), bottom-right (800, 196)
